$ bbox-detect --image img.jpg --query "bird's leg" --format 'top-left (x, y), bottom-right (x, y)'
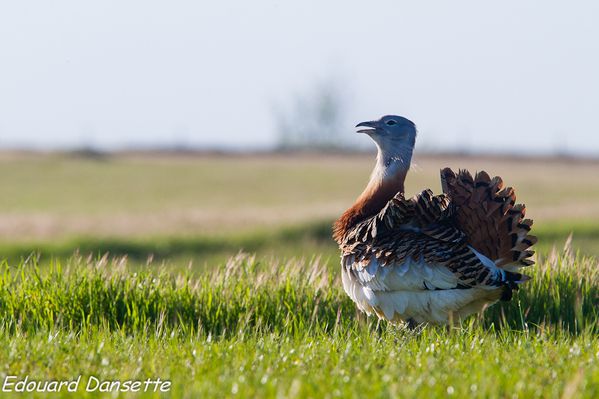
top-left (405, 318), bottom-right (419, 330)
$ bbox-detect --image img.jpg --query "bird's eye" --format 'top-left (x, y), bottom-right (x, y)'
top-left (386, 120), bottom-right (397, 126)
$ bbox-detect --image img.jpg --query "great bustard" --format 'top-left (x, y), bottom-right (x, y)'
top-left (333, 115), bottom-right (536, 325)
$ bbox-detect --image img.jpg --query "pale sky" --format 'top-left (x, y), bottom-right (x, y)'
top-left (1, 1), bottom-right (598, 155)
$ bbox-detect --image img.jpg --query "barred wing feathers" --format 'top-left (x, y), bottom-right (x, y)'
top-left (340, 190), bottom-right (524, 292)
top-left (440, 168), bottom-right (537, 270)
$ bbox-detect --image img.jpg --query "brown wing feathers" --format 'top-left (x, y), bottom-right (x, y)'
top-left (338, 186), bottom-right (532, 291)
top-left (338, 190), bottom-right (455, 248)
top-left (440, 168), bottom-right (537, 269)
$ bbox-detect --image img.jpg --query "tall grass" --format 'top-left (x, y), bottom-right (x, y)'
top-left (0, 250), bottom-right (597, 398)
top-left (1, 246), bottom-right (596, 336)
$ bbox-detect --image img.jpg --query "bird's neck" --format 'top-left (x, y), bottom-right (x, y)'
top-left (333, 152), bottom-right (409, 243)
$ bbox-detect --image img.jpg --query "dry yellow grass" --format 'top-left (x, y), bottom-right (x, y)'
top-left (0, 152), bottom-right (597, 241)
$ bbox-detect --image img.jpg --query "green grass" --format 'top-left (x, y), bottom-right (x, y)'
top-left (0, 250), bottom-right (597, 398)
top-left (1, 219), bottom-right (597, 272)
top-left (2, 324), bottom-right (597, 398)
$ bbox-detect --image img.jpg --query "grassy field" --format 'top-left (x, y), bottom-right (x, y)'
top-left (0, 152), bottom-right (598, 397)
top-left (1, 152), bottom-right (599, 264)
top-left (0, 251), bottom-right (597, 398)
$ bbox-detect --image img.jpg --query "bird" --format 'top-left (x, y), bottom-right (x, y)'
top-left (333, 115), bottom-right (537, 326)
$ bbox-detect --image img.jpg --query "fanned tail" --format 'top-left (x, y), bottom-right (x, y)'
top-left (440, 168), bottom-right (537, 272)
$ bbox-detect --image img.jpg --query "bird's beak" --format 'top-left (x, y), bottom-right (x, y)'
top-left (355, 121), bottom-right (378, 134)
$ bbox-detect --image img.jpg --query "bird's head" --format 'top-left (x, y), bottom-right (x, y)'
top-left (356, 115), bottom-right (417, 170)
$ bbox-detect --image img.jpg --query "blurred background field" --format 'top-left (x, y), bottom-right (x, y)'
top-left (1, 150), bottom-right (597, 268)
